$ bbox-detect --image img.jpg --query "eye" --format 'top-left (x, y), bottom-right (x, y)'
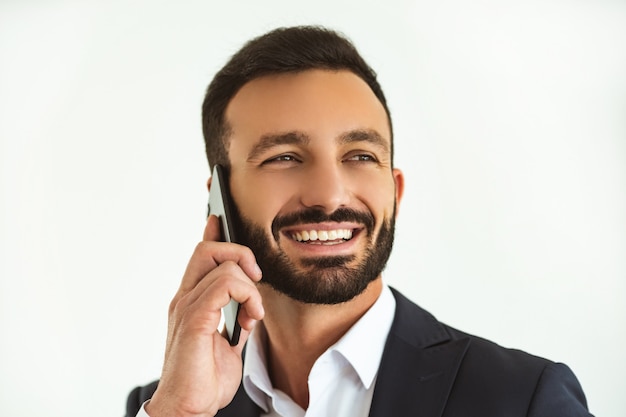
top-left (261, 153), bottom-right (301, 165)
top-left (345, 153), bottom-right (378, 163)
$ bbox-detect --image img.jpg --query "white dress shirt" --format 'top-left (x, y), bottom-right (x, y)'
top-left (243, 284), bottom-right (396, 417)
top-left (136, 285), bottom-right (396, 417)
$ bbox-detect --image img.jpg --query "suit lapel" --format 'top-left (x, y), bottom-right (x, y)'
top-left (368, 289), bottom-right (470, 417)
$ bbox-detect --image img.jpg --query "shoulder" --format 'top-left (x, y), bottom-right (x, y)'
top-left (447, 332), bottom-right (592, 416)
top-left (386, 288), bottom-right (592, 416)
top-left (389, 286), bottom-right (553, 372)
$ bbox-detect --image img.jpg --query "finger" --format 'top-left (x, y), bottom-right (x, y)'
top-left (179, 242), bottom-right (262, 294)
top-left (208, 268), bottom-right (264, 321)
top-left (203, 214), bottom-right (222, 242)
top-left (179, 260), bottom-right (260, 311)
top-left (177, 271), bottom-right (264, 335)
top-left (220, 325), bottom-right (254, 352)
top-left (238, 302), bottom-right (264, 330)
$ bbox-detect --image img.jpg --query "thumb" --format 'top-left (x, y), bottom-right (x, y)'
top-left (203, 214), bottom-right (222, 242)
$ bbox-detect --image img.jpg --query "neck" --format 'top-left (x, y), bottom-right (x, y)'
top-left (259, 278), bottom-right (383, 409)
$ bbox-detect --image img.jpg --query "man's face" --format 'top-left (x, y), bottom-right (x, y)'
top-left (223, 69), bottom-right (404, 304)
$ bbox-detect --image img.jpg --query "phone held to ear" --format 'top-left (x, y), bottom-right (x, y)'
top-left (207, 164), bottom-right (242, 346)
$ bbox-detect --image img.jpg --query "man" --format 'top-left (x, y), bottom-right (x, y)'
top-left (126, 26), bottom-right (592, 417)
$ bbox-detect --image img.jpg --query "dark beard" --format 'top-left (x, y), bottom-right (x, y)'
top-left (233, 206), bottom-right (395, 305)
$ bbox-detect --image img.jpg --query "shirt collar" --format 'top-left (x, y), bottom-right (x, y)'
top-left (242, 284), bottom-right (396, 411)
top-left (242, 322), bottom-right (272, 412)
top-left (330, 284), bottom-right (396, 389)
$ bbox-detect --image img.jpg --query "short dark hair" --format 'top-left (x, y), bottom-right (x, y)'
top-left (201, 25), bottom-right (393, 171)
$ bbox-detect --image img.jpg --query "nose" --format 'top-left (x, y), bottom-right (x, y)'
top-left (299, 162), bottom-right (351, 214)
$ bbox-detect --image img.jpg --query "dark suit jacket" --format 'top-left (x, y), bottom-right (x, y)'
top-left (126, 288), bottom-right (592, 416)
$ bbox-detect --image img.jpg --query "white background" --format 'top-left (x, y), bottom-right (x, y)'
top-left (1, 1), bottom-right (624, 416)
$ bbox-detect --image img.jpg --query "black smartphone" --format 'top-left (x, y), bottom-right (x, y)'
top-left (207, 164), bottom-right (242, 346)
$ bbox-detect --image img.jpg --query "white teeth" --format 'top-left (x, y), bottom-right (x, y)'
top-left (291, 229), bottom-right (353, 242)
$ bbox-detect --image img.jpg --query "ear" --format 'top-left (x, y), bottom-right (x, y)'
top-left (392, 168), bottom-right (404, 218)
top-left (207, 177), bottom-right (213, 192)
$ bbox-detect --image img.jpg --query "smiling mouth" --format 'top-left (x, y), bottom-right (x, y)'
top-left (290, 229), bottom-right (354, 245)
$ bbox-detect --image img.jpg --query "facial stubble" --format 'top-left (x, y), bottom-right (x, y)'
top-left (233, 206), bottom-right (396, 305)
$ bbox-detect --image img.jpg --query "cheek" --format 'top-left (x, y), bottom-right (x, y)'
top-left (355, 172), bottom-right (397, 217)
top-left (230, 175), bottom-right (293, 225)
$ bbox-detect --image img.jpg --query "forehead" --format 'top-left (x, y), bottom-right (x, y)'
top-left (224, 69), bottom-right (391, 157)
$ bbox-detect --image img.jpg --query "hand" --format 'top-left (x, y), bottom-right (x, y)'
top-left (146, 215), bottom-right (264, 417)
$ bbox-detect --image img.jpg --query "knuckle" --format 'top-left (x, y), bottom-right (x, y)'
top-left (168, 292), bottom-right (186, 316)
top-left (169, 293), bottom-right (181, 314)
top-left (193, 240), bottom-right (215, 256)
top-left (217, 260), bottom-right (241, 275)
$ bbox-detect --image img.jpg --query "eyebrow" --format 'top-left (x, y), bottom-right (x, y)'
top-left (337, 129), bottom-right (390, 153)
top-left (246, 128), bottom-right (390, 161)
top-left (247, 131), bottom-right (310, 161)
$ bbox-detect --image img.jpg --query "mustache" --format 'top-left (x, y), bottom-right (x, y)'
top-left (271, 207), bottom-right (375, 240)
